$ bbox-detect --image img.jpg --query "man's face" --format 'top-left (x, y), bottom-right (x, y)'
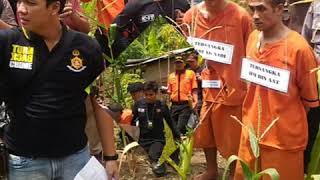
top-left (175, 61), bottom-right (185, 71)
top-left (248, 0), bottom-right (283, 31)
top-left (187, 54), bottom-right (198, 70)
top-left (131, 91), bottom-right (144, 102)
top-left (17, 0), bottom-right (60, 32)
top-left (145, 90), bottom-right (157, 104)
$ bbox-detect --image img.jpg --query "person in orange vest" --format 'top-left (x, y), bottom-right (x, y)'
top-left (234, 0), bottom-right (319, 178)
top-left (167, 56), bottom-right (198, 135)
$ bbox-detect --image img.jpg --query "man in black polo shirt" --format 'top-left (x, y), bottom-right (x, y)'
top-left (96, 0), bottom-right (190, 58)
top-left (0, 0), bottom-right (118, 179)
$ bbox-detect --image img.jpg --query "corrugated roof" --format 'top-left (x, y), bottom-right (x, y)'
top-left (125, 47), bottom-right (193, 67)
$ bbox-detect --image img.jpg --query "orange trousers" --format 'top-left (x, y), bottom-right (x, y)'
top-left (193, 102), bottom-right (242, 158)
top-left (234, 130), bottom-right (304, 180)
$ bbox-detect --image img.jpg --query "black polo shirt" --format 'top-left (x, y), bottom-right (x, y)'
top-left (132, 99), bottom-right (181, 146)
top-left (0, 26), bottom-right (105, 157)
top-left (110, 0), bottom-right (190, 57)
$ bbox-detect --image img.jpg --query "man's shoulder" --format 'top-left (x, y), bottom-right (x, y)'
top-left (186, 69), bottom-right (196, 76)
top-left (184, 4), bottom-right (199, 17)
top-left (227, 2), bottom-right (251, 20)
top-left (247, 30), bottom-right (260, 42)
top-left (287, 30), bottom-right (312, 52)
top-left (0, 27), bottom-right (21, 38)
top-left (68, 29), bottom-right (101, 51)
top-left (168, 72), bottom-right (176, 78)
top-left (0, 27), bottom-right (22, 45)
top-left (135, 98), bottom-right (147, 106)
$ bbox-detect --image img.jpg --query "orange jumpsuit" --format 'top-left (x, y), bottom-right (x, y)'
top-left (183, 2), bottom-right (253, 158)
top-left (234, 30), bottom-right (319, 180)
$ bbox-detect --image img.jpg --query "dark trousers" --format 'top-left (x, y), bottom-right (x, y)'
top-left (141, 141), bottom-right (164, 162)
top-left (171, 104), bottom-right (192, 135)
top-left (304, 107), bottom-right (320, 172)
top-left (140, 141), bottom-right (180, 164)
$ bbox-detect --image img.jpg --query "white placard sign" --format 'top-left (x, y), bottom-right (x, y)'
top-left (240, 58), bottom-right (290, 93)
top-left (187, 37), bottom-right (234, 64)
top-left (202, 80), bottom-right (221, 88)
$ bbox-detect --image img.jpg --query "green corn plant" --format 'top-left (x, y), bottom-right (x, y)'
top-left (222, 96), bottom-right (280, 180)
top-left (305, 67), bottom-right (320, 180)
top-left (306, 127), bottom-right (320, 180)
top-left (159, 121), bottom-right (195, 180)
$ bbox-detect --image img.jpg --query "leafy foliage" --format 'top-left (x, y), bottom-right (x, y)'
top-left (307, 129), bottom-right (320, 180)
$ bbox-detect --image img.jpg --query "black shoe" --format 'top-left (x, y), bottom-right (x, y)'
top-left (151, 162), bottom-right (167, 177)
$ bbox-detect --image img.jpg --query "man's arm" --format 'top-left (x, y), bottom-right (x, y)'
top-left (192, 89), bottom-right (198, 109)
top-left (0, 19), bottom-right (11, 29)
top-left (131, 102), bottom-right (139, 126)
top-left (90, 97), bottom-right (119, 180)
top-left (191, 71), bottom-right (198, 108)
top-left (0, 0), bottom-right (17, 29)
top-left (297, 44), bottom-right (319, 109)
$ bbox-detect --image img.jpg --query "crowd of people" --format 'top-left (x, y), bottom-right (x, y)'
top-left (0, 0), bottom-right (319, 179)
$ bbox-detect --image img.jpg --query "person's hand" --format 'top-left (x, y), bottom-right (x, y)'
top-left (59, 2), bottom-right (74, 19)
top-left (175, 9), bottom-right (184, 25)
top-left (105, 160), bottom-right (119, 180)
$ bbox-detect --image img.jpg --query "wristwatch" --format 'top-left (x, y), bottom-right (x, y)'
top-left (103, 154), bottom-right (118, 161)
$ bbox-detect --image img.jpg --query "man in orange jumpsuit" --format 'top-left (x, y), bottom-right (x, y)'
top-left (167, 56), bottom-right (198, 135)
top-left (182, 0), bottom-right (252, 179)
top-left (234, 0), bottom-right (319, 179)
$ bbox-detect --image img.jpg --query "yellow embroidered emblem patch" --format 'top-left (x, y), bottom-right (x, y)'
top-left (67, 49), bottom-right (86, 72)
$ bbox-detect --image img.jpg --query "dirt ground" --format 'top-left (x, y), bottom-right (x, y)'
top-left (119, 148), bottom-right (228, 180)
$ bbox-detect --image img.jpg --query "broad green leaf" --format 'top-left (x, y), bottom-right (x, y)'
top-left (222, 155), bottom-right (254, 180)
top-left (253, 168), bottom-right (279, 180)
top-left (159, 121), bottom-right (178, 164)
top-left (248, 126), bottom-right (260, 158)
top-left (180, 136), bottom-right (194, 176)
top-left (307, 129), bottom-right (320, 180)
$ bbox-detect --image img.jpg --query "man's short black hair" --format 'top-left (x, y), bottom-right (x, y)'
top-left (47, 0), bottom-right (66, 12)
top-left (127, 82), bottom-right (144, 93)
top-left (144, 81), bottom-right (158, 93)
